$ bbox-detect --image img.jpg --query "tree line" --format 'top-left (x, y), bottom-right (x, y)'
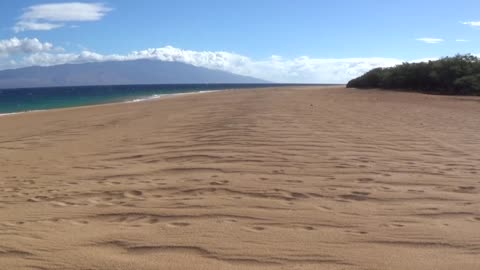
top-left (346, 54), bottom-right (480, 95)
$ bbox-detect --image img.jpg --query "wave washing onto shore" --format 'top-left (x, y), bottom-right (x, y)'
top-left (0, 110), bottom-right (46, 117)
top-left (126, 90), bottom-right (221, 103)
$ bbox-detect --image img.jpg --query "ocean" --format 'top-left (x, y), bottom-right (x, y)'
top-left (0, 84), bottom-right (328, 115)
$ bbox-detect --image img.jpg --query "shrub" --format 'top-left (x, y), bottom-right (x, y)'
top-left (346, 54), bottom-right (480, 95)
top-left (454, 74), bottom-right (480, 95)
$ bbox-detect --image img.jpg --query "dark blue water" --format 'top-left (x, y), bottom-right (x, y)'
top-left (0, 84), bottom-right (329, 114)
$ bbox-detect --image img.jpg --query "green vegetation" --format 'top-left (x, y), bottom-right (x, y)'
top-left (346, 54), bottom-right (480, 95)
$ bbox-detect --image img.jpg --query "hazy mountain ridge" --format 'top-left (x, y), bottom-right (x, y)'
top-left (0, 59), bottom-right (268, 89)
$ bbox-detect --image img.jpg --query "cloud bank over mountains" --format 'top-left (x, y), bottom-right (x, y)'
top-left (0, 37), bottom-right (407, 83)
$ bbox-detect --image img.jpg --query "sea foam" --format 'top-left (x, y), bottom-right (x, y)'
top-left (126, 90), bottom-right (221, 103)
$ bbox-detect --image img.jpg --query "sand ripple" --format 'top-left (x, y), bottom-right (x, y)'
top-left (1, 87), bottom-right (480, 269)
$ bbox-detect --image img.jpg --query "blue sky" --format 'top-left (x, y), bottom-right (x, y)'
top-left (0, 0), bottom-right (479, 82)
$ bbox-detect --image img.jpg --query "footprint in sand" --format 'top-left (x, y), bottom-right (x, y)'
top-left (69, 220), bottom-right (89, 225)
top-left (457, 186), bottom-right (475, 192)
top-left (382, 223), bottom-right (405, 228)
top-left (167, 222), bottom-right (191, 227)
top-left (358, 178), bottom-right (374, 183)
top-left (27, 195), bottom-right (49, 202)
top-left (316, 206), bottom-right (332, 211)
top-left (123, 190), bottom-right (143, 198)
top-left (245, 226), bottom-right (266, 232)
top-left (88, 198), bottom-right (115, 206)
top-left (346, 230), bottom-right (368, 235)
top-left (209, 180), bottom-right (229, 186)
top-left (50, 201), bottom-right (72, 207)
top-left (219, 218), bottom-right (238, 224)
top-left (286, 179), bottom-right (303, 183)
top-left (308, 193), bottom-right (324, 198)
top-left (290, 192), bottom-right (309, 199)
top-left (339, 191), bottom-right (370, 201)
top-left (23, 180), bottom-right (35, 185)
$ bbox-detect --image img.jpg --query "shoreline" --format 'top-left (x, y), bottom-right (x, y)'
top-left (0, 84), bottom-right (339, 117)
top-left (0, 85), bottom-right (328, 118)
top-left (0, 89), bottom-right (223, 118)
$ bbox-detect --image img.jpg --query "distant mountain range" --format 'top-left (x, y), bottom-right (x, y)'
top-left (0, 59), bottom-right (268, 89)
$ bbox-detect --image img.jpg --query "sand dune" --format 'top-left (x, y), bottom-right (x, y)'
top-left (1, 87), bottom-right (479, 269)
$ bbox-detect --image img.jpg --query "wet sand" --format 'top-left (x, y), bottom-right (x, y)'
top-left (1, 86), bottom-right (479, 269)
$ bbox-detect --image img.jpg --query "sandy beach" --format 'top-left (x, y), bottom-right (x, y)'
top-left (1, 86), bottom-right (479, 270)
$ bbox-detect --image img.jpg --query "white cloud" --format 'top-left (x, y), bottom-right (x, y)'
top-left (455, 39), bottom-right (469, 42)
top-left (416, 38), bottom-right (444, 44)
top-left (14, 2), bottom-right (111, 32)
top-left (0, 37), bottom-right (54, 57)
top-left (462, 21), bottom-right (480, 27)
top-left (14, 21), bottom-right (63, 32)
top-left (410, 57), bottom-right (438, 63)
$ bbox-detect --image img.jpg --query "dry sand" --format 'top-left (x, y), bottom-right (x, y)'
top-left (1, 86), bottom-right (479, 270)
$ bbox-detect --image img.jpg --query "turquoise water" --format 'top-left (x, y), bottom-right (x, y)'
top-left (0, 84), bottom-right (327, 115)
